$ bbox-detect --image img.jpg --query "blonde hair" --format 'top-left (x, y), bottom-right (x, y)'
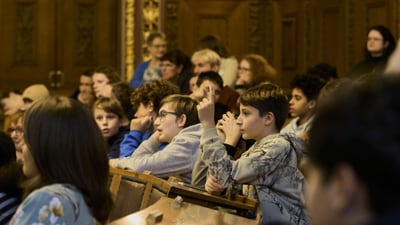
top-left (191, 49), bottom-right (221, 67)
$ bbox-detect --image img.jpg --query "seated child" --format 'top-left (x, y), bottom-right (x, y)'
top-left (111, 95), bottom-right (201, 183)
top-left (197, 83), bottom-right (310, 225)
top-left (93, 97), bottom-right (129, 159)
top-left (119, 80), bottom-right (179, 157)
top-left (281, 74), bottom-right (324, 137)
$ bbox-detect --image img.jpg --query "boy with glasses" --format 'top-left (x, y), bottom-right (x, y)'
top-left (111, 95), bottom-right (201, 183)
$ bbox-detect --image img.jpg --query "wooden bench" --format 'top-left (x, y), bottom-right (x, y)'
top-left (108, 167), bottom-right (171, 221)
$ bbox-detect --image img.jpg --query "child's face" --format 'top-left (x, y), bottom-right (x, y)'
top-left (236, 104), bottom-right (269, 141)
top-left (289, 88), bottom-right (313, 118)
top-left (94, 108), bottom-right (121, 139)
top-left (154, 103), bottom-right (183, 143)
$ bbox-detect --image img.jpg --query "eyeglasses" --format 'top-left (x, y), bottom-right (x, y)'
top-left (158, 111), bottom-right (178, 121)
top-left (238, 67), bottom-right (251, 72)
top-left (8, 127), bottom-right (23, 135)
top-left (151, 44), bottom-right (167, 49)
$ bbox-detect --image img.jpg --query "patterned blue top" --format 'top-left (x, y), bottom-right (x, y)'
top-left (9, 184), bottom-right (94, 225)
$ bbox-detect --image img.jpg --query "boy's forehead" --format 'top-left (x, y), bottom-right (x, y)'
top-left (200, 80), bottom-right (221, 90)
top-left (292, 87), bottom-right (306, 96)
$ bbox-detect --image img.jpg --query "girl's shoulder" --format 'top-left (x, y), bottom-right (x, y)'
top-left (10, 184), bottom-right (94, 225)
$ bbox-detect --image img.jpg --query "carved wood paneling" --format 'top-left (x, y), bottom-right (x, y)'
top-left (16, 3), bottom-right (35, 64)
top-left (345, 0), bottom-right (355, 71)
top-left (365, 1), bottom-right (387, 27)
top-left (281, 15), bottom-right (297, 69)
top-left (76, 4), bottom-right (96, 65)
top-left (164, 0), bottom-right (179, 51)
top-left (142, 0), bottom-right (160, 60)
top-left (303, 0), bottom-right (312, 70)
top-left (265, 1), bottom-right (274, 63)
top-left (249, 0), bottom-right (262, 54)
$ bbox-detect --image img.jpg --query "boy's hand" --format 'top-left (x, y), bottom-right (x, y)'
top-left (197, 85), bottom-right (216, 129)
top-left (217, 112), bottom-right (241, 146)
top-left (205, 175), bottom-right (225, 195)
top-left (130, 115), bottom-right (153, 132)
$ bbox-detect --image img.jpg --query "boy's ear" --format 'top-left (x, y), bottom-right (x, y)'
top-left (307, 99), bottom-right (317, 110)
top-left (211, 64), bottom-right (220, 73)
top-left (148, 102), bottom-right (154, 112)
top-left (263, 112), bottom-right (275, 127)
top-left (177, 114), bottom-right (187, 128)
top-left (177, 65), bottom-right (183, 74)
top-left (384, 41), bottom-right (389, 49)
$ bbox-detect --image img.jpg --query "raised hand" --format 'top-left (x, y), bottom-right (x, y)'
top-left (197, 85), bottom-right (216, 129)
top-left (385, 39), bottom-right (400, 74)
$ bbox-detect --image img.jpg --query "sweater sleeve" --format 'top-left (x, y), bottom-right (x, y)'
top-left (114, 129), bottom-right (200, 179)
top-left (119, 130), bottom-right (149, 157)
top-left (201, 128), bottom-right (292, 187)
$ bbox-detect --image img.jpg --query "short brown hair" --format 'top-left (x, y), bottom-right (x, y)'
top-left (239, 82), bottom-right (288, 130)
top-left (160, 95), bottom-right (199, 128)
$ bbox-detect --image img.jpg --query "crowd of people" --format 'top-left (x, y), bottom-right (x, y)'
top-left (1, 26), bottom-right (400, 225)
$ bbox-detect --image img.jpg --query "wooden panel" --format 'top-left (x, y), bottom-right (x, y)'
top-left (165, 0), bottom-right (262, 61)
top-left (313, 0), bottom-right (347, 77)
top-left (56, 0), bottom-right (119, 95)
top-left (0, 0), bottom-right (120, 95)
top-left (178, 0), bottom-right (249, 58)
top-left (0, 0), bottom-right (55, 91)
top-left (281, 15), bottom-right (297, 70)
top-left (366, 1), bottom-right (387, 27)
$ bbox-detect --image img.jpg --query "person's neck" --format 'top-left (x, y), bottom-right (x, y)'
top-left (150, 58), bottom-right (161, 68)
top-left (370, 51), bottom-right (384, 58)
top-left (297, 112), bottom-right (314, 126)
top-left (256, 127), bottom-right (279, 142)
top-left (78, 93), bottom-right (91, 104)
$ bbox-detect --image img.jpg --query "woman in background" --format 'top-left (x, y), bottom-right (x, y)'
top-left (131, 31), bottom-right (167, 88)
top-left (234, 54), bottom-right (277, 94)
top-left (160, 49), bottom-right (193, 94)
top-left (347, 25), bottom-right (396, 78)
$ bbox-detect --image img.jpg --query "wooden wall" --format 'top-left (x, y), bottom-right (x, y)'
top-left (162, 0), bottom-right (400, 89)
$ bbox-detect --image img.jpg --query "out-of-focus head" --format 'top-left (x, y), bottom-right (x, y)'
top-left (307, 75), bottom-right (400, 225)
top-left (21, 84), bottom-right (50, 110)
top-left (365, 25), bottom-right (396, 58)
top-left (92, 66), bottom-right (120, 98)
top-left (238, 54), bottom-right (277, 87)
top-left (146, 31), bottom-right (167, 59)
top-left (197, 34), bottom-right (229, 58)
top-left (1, 90), bottom-right (24, 116)
top-left (191, 49), bottom-right (221, 76)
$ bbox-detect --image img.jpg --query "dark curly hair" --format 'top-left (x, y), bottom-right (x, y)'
top-left (130, 79), bottom-right (179, 111)
top-left (290, 74), bottom-right (325, 101)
